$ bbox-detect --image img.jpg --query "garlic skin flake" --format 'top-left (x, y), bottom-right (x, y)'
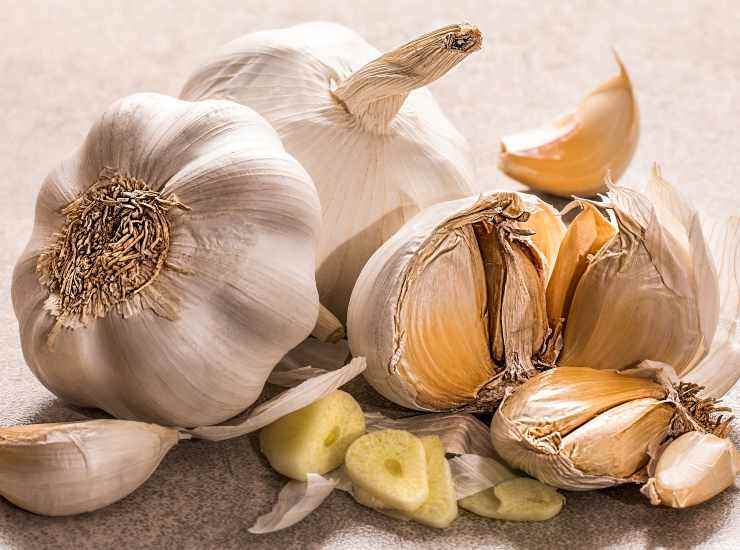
top-left (182, 22), bottom-right (482, 322)
top-left (499, 52), bottom-right (639, 197)
top-left (348, 191), bottom-right (562, 412)
top-left (642, 431), bottom-right (739, 508)
top-left (556, 168), bottom-right (718, 375)
top-left (0, 420), bottom-right (179, 516)
top-left (12, 93), bottom-right (321, 427)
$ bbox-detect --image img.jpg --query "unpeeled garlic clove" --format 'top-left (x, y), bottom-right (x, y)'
top-left (0, 419), bottom-right (180, 516)
top-left (642, 431), bottom-right (739, 508)
top-left (499, 52), bottom-right (639, 197)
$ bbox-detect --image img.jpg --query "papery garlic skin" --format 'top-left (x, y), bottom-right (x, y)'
top-left (348, 191), bottom-right (559, 412)
top-left (499, 53), bottom-right (639, 197)
top-left (0, 420), bottom-right (178, 516)
top-left (181, 22), bottom-right (481, 322)
top-left (642, 431), bottom-right (739, 508)
top-left (12, 93), bottom-right (321, 427)
top-left (556, 170), bottom-right (718, 375)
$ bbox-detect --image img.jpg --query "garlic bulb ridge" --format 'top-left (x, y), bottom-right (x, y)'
top-left (12, 93), bottom-right (321, 427)
top-left (182, 22), bottom-right (482, 322)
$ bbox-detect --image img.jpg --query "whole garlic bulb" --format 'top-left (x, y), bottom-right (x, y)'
top-left (348, 191), bottom-right (564, 412)
top-left (12, 93), bottom-right (321, 427)
top-left (181, 22), bottom-right (482, 321)
top-left (0, 420), bottom-right (179, 516)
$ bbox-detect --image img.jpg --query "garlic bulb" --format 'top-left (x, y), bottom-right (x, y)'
top-left (551, 167), bottom-right (719, 375)
top-left (348, 191), bottom-right (564, 412)
top-left (181, 22), bottom-right (482, 321)
top-left (0, 420), bottom-right (179, 516)
top-left (641, 431), bottom-right (739, 508)
top-left (12, 93), bottom-right (321, 427)
top-left (490, 367), bottom-right (730, 490)
top-left (499, 52), bottom-right (639, 197)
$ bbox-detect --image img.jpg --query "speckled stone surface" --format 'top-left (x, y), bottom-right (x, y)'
top-left (1, 1), bottom-right (738, 549)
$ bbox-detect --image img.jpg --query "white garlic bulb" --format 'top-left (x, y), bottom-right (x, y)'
top-left (12, 93), bottom-right (321, 427)
top-left (181, 22), bottom-right (482, 321)
top-left (0, 420), bottom-right (179, 516)
top-left (347, 191), bottom-right (564, 411)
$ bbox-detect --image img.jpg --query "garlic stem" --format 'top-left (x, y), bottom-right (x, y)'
top-left (332, 23), bottom-right (482, 133)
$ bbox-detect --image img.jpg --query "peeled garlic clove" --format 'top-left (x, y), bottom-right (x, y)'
top-left (642, 431), bottom-right (739, 508)
top-left (546, 202), bottom-right (616, 327)
top-left (499, 52), bottom-right (639, 197)
top-left (0, 420), bottom-right (179, 516)
top-left (558, 172), bottom-right (715, 375)
top-left (406, 436), bottom-right (458, 529)
top-left (259, 390), bottom-right (366, 481)
top-left (182, 22), bottom-right (482, 322)
top-left (460, 478), bottom-right (564, 522)
top-left (345, 429), bottom-right (429, 512)
top-left (348, 191), bottom-right (553, 412)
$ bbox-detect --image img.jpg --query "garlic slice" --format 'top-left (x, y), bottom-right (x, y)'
top-left (641, 431), bottom-right (739, 508)
top-left (0, 420), bottom-right (179, 516)
top-left (459, 477), bottom-right (564, 522)
top-left (499, 52), bottom-right (639, 197)
top-left (348, 191), bottom-right (556, 412)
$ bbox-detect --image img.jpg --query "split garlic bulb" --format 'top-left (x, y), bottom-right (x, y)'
top-left (0, 420), bottom-right (179, 516)
top-left (549, 166), bottom-right (719, 375)
top-left (348, 191), bottom-right (565, 411)
top-left (499, 52), bottom-right (639, 197)
top-left (490, 367), bottom-right (729, 491)
top-left (181, 22), bottom-right (482, 321)
top-left (12, 93), bottom-right (321, 427)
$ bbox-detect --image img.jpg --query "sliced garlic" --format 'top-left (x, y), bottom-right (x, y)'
top-left (345, 429), bottom-right (429, 513)
top-left (642, 431), bottom-right (739, 508)
top-left (499, 52), bottom-right (639, 197)
top-left (0, 420), bottom-right (179, 516)
top-left (259, 390), bottom-right (365, 481)
top-left (348, 191), bottom-right (559, 412)
top-left (459, 478), bottom-right (564, 522)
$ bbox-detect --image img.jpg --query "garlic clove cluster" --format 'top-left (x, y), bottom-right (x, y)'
top-left (12, 93), bottom-right (322, 427)
top-left (641, 431), bottom-right (739, 508)
top-left (182, 22), bottom-right (482, 322)
top-left (0, 420), bottom-right (179, 516)
top-left (553, 167), bottom-right (718, 375)
top-left (348, 191), bottom-right (562, 412)
top-left (499, 52), bottom-right (639, 197)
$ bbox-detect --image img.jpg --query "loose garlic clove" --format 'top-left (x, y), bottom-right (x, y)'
top-left (259, 390), bottom-right (365, 481)
top-left (499, 52), bottom-right (639, 197)
top-left (459, 478), bottom-right (564, 522)
top-left (642, 431), bottom-right (739, 508)
top-left (0, 420), bottom-right (179, 516)
top-left (349, 191), bottom-right (556, 412)
top-left (345, 429), bottom-right (429, 513)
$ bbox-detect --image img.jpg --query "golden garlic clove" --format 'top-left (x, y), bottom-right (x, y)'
top-left (642, 431), bottom-right (739, 508)
top-left (545, 203), bottom-right (616, 328)
top-left (0, 420), bottom-right (179, 516)
top-left (499, 52), bottom-right (639, 197)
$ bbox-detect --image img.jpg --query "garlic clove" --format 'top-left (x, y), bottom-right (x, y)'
top-left (406, 436), bottom-right (459, 529)
top-left (345, 429), bottom-right (429, 513)
top-left (546, 202), bottom-right (616, 327)
top-left (0, 420), bottom-right (179, 516)
top-left (519, 198), bottom-right (567, 281)
top-left (499, 52), bottom-right (639, 197)
top-left (560, 398), bottom-right (673, 478)
top-left (259, 390), bottom-right (366, 481)
top-left (459, 478), bottom-right (564, 522)
top-left (642, 431), bottom-right (739, 508)
top-left (311, 304), bottom-right (345, 343)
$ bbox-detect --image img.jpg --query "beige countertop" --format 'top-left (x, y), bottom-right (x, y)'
top-left (1, 1), bottom-right (738, 548)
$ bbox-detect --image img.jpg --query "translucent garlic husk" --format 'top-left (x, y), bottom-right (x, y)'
top-left (181, 22), bottom-right (482, 322)
top-left (0, 420), bottom-right (179, 516)
top-left (641, 431), bottom-right (739, 508)
top-left (491, 367), bottom-right (682, 490)
top-left (348, 191), bottom-right (565, 412)
top-left (499, 52), bottom-right (639, 197)
top-left (551, 167), bottom-right (719, 376)
top-left (11, 93), bottom-right (321, 427)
